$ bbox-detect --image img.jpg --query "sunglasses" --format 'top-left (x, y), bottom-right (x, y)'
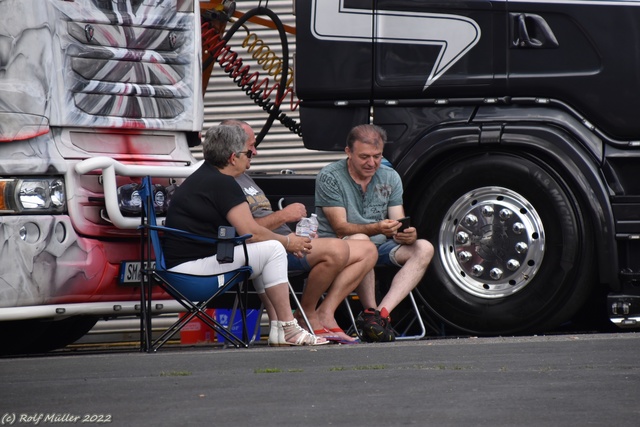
top-left (236, 150), bottom-right (254, 159)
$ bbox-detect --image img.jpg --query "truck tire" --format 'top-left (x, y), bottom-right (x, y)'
top-left (414, 152), bottom-right (596, 335)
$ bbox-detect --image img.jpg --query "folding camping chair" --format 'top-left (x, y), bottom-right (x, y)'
top-left (138, 176), bottom-right (253, 352)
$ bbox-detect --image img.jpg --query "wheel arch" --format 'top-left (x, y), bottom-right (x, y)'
top-left (394, 122), bottom-right (617, 290)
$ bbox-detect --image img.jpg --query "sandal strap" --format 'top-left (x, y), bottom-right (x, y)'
top-left (281, 319), bottom-right (319, 345)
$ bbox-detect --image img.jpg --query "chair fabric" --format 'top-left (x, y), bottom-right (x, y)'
top-left (138, 176), bottom-right (253, 351)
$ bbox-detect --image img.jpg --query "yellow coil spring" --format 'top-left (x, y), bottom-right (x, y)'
top-left (240, 26), bottom-right (294, 88)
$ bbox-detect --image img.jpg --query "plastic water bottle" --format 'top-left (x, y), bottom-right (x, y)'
top-left (309, 213), bottom-right (319, 238)
top-left (296, 217), bottom-right (312, 237)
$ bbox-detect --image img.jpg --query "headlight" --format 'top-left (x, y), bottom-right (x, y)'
top-left (0, 178), bottom-right (66, 213)
top-left (117, 182), bottom-right (170, 216)
top-left (117, 183), bottom-right (143, 215)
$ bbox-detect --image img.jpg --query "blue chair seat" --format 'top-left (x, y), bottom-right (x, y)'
top-left (156, 267), bottom-right (253, 302)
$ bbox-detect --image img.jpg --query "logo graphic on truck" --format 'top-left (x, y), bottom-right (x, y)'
top-left (310, 0), bottom-right (481, 89)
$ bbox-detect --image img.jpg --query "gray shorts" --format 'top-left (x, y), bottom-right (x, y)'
top-left (376, 239), bottom-right (402, 267)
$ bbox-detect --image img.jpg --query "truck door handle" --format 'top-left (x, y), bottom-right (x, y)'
top-left (511, 13), bottom-right (559, 48)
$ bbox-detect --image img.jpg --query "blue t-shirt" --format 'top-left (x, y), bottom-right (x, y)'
top-left (315, 159), bottom-right (403, 245)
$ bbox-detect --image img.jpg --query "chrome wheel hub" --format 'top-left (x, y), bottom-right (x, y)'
top-left (439, 187), bottom-right (545, 298)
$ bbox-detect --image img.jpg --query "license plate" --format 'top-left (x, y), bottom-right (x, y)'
top-left (119, 261), bottom-right (156, 284)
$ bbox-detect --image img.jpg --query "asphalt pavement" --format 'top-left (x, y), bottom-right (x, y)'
top-left (1, 332), bottom-right (639, 427)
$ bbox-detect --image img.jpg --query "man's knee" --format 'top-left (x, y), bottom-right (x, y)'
top-left (348, 239), bottom-right (377, 264)
top-left (312, 238), bottom-right (349, 268)
top-left (345, 233), bottom-right (370, 241)
top-left (396, 239), bottom-right (434, 267)
top-left (415, 239), bottom-right (434, 262)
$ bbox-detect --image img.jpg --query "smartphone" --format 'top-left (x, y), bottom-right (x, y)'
top-left (398, 216), bottom-right (411, 232)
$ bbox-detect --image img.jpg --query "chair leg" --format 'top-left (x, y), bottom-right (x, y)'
top-left (150, 302), bottom-right (248, 351)
top-left (139, 274), bottom-right (149, 352)
top-left (394, 291), bottom-right (426, 341)
top-left (341, 290), bottom-right (427, 340)
top-left (288, 282), bottom-right (315, 335)
top-left (226, 284), bottom-right (250, 346)
top-left (342, 296), bottom-right (361, 339)
top-left (139, 267), bottom-right (155, 352)
top-left (225, 282), bottom-right (267, 344)
top-left (250, 304), bottom-right (265, 344)
top-left (195, 307), bottom-right (248, 348)
top-left (147, 276), bottom-right (250, 350)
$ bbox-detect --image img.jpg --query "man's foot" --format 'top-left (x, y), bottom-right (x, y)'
top-left (356, 308), bottom-right (395, 342)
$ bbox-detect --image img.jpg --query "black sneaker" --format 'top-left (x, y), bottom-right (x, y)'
top-left (356, 308), bottom-right (395, 342)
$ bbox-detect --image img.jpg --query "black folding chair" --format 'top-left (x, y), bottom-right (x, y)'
top-left (138, 176), bottom-right (253, 352)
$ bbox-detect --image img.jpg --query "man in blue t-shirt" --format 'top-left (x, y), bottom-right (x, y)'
top-left (315, 124), bottom-right (434, 342)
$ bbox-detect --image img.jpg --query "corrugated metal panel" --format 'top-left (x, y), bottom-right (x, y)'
top-left (195, 0), bottom-right (345, 174)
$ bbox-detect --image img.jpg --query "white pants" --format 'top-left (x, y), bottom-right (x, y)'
top-left (168, 240), bottom-right (288, 293)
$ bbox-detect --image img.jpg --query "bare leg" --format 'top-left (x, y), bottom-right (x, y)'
top-left (263, 283), bottom-right (296, 322)
top-left (258, 292), bottom-right (277, 321)
top-left (378, 239), bottom-right (434, 314)
top-left (355, 269), bottom-right (377, 309)
top-left (264, 282), bottom-right (327, 345)
top-left (346, 234), bottom-right (379, 309)
top-left (316, 240), bottom-right (377, 337)
top-left (297, 238), bottom-right (349, 331)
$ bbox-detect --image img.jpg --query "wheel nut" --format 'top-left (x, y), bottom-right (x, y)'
top-left (456, 231), bottom-right (469, 244)
top-left (512, 222), bottom-right (525, 234)
top-left (458, 251), bottom-right (472, 262)
top-left (471, 264), bottom-right (484, 276)
top-left (506, 259), bottom-right (521, 271)
top-left (463, 214), bottom-right (478, 227)
top-left (499, 209), bottom-right (513, 220)
top-left (490, 268), bottom-right (503, 280)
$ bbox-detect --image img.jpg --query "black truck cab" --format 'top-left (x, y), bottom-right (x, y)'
top-left (292, 0), bottom-right (640, 334)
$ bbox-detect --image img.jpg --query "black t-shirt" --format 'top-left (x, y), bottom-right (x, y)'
top-left (163, 162), bottom-right (248, 269)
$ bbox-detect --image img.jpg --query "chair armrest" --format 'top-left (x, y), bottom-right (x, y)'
top-left (140, 224), bottom-right (252, 246)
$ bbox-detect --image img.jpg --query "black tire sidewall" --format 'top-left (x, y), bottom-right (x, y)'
top-left (416, 152), bottom-right (595, 334)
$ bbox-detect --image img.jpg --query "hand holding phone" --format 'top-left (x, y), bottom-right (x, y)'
top-left (397, 216), bottom-right (411, 232)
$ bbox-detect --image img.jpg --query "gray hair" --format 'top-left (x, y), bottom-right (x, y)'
top-left (346, 124), bottom-right (387, 150)
top-left (220, 119), bottom-right (250, 128)
top-left (202, 125), bottom-right (247, 167)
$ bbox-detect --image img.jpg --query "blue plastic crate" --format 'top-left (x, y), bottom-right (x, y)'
top-left (215, 309), bottom-right (261, 343)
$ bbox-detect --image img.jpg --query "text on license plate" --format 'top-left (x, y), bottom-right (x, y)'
top-left (119, 261), bottom-right (156, 284)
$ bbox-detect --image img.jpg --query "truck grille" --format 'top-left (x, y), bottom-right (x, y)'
top-left (54, 0), bottom-right (196, 123)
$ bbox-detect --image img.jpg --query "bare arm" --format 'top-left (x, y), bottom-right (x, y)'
top-left (227, 203), bottom-right (311, 254)
top-left (253, 203), bottom-right (306, 231)
top-left (322, 204), bottom-right (417, 244)
top-left (322, 205), bottom-right (398, 238)
top-left (387, 205), bottom-right (405, 221)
